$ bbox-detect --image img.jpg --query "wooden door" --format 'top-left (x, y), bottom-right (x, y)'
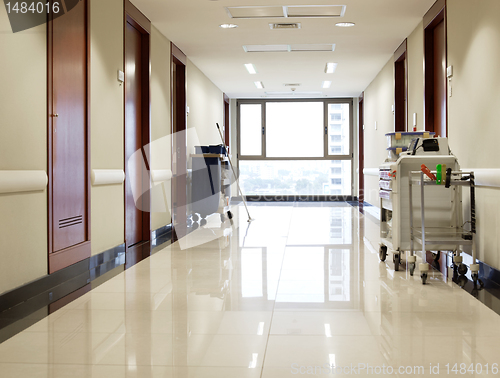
top-left (394, 40), bottom-right (407, 132)
top-left (48, 0), bottom-right (90, 273)
top-left (358, 94), bottom-right (364, 202)
top-left (171, 44), bottom-right (187, 241)
top-left (432, 20), bottom-right (447, 137)
top-left (424, 0), bottom-right (447, 137)
top-left (124, 7), bottom-right (151, 248)
top-left (125, 22), bottom-right (144, 248)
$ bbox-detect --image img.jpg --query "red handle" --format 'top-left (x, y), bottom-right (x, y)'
top-left (421, 164), bottom-right (436, 180)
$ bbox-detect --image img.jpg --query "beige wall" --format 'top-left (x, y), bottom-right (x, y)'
top-left (407, 21), bottom-right (424, 130)
top-left (363, 1), bottom-right (500, 269)
top-left (363, 58), bottom-right (395, 206)
top-left (447, 0), bottom-right (500, 268)
top-left (0, 9), bottom-right (48, 293)
top-left (150, 27), bottom-right (172, 230)
top-left (186, 59), bottom-right (224, 168)
top-left (90, 0), bottom-right (125, 255)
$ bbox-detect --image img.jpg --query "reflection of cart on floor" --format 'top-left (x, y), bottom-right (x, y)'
top-left (190, 145), bottom-right (232, 227)
top-left (409, 169), bottom-right (479, 285)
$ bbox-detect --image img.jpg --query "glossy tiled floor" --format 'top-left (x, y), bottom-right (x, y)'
top-left (1, 203), bottom-right (499, 377)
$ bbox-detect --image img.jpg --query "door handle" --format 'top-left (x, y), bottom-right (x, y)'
top-left (52, 114), bottom-right (59, 117)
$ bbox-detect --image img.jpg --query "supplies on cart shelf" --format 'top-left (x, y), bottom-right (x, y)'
top-left (385, 131), bottom-right (436, 161)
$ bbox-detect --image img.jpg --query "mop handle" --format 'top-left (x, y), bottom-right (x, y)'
top-left (216, 123), bottom-right (252, 221)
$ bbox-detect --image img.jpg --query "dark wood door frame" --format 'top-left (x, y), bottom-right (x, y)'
top-left (223, 94), bottom-right (230, 153)
top-left (124, 0), bottom-right (151, 248)
top-left (358, 93), bottom-right (364, 203)
top-left (424, 0), bottom-right (447, 136)
top-left (171, 44), bottom-right (187, 242)
top-left (394, 39), bottom-right (408, 132)
top-left (47, 0), bottom-right (91, 274)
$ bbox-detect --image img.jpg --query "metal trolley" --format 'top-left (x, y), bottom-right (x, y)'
top-left (408, 170), bottom-right (478, 284)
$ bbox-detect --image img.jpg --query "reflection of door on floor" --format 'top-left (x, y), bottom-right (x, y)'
top-left (124, 6), bottom-right (151, 249)
top-left (48, 0), bottom-right (90, 273)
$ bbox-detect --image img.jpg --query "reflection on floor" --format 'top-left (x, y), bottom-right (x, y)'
top-left (1, 202), bottom-right (500, 377)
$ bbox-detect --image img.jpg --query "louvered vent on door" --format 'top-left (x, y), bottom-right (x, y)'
top-left (58, 215), bottom-right (83, 229)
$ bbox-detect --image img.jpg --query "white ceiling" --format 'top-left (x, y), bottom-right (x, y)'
top-left (131, 0), bottom-right (436, 99)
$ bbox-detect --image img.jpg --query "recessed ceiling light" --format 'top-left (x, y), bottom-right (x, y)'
top-left (220, 23), bottom-right (238, 29)
top-left (254, 81), bottom-right (264, 89)
top-left (244, 63), bottom-right (257, 74)
top-left (335, 22), bottom-right (355, 27)
top-left (325, 63), bottom-right (338, 73)
top-left (322, 81), bottom-right (332, 89)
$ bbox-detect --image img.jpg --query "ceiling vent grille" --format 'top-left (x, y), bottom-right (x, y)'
top-left (284, 83), bottom-right (301, 87)
top-left (269, 23), bottom-right (301, 30)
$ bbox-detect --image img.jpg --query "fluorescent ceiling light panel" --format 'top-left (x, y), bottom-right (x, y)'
top-left (322, 81), bottom-right (332, 88)
top-left (226, 6), bottom-right (284, 18)
top-left (243, 44), bottom-right (335, 53)
top-left (290, 44), bottom-right (335, 52)
top-left (244, 63), bottom-right (257, 74)
top-left (254, 81), bottom-right (264, 89)
top-left (336, 22), bottom-right (355, 27)
top-left (226, 5), bottom-right (346, 19)
top-left (220, 23), bottom-right (238, 29)
top-left (287, 5), bottom-right (346, 18)
top-left (244, 45), bottom-right (290, 53)
top-left (325, 62), bottom-right (338, 73)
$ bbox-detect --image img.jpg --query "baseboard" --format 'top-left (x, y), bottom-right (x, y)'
top-left (236, 195), bottom-right (358, 202)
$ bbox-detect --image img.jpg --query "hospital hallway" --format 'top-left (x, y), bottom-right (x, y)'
top-left (1, 202), bottom-right (500, 377)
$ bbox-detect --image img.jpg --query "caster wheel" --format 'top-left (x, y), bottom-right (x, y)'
top-left (220, 214), bottom-right (226, 222)
top-left (458, 263), bottom-right (468, 275)
top-left (457, 275), bottom-right (468, 288)
top-left (421, 272), bottom-right (428, 284)
top-left (379, 245), bottom-right (387, 262)
top-left (394, 253), bottom-right (400, 271)
top-left (432, 251), bottom-right (441, 261)
top-left (200, 218), bottom-right (207, 227)
top-left (472, 273), bottom-right (479, 285)
top-left (192, 222), bottom-right (199, 230)
top-left (227, 211), bottom-right (233, 220)
top-left (193, 213), bottom-right (201, 222)
top-left (409, 263), bottom-right (416, 276)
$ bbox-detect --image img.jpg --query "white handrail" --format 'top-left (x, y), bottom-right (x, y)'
top-left (91, 169), bottom-right (125, 186)
top-left (0, 170), bottom-right (48, 194)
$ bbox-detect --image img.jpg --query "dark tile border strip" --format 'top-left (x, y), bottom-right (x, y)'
top-left (242, 195), bottom-right (358, 202)
top-left (0, 224), bottom-right (172, 343)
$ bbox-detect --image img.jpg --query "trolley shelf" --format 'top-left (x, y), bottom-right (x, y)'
top-left (413, 228), bottom-right (473, 246)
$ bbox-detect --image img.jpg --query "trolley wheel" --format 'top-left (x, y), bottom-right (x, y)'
top-left (421, 272), bottom-right (428, 284)
top-left (409, 263), bottom-right (416, 276)
top-left (227, 211), bottom-right (233, 220)
top-left (200, 218), bottom-right (207, 227)
top-left (472, 273), bottom-right (479, 285)
top-left (193, 213), bottom-right (201, 222)
top-left (192, 222), bottom-right (199, 230)
top-left (220, 213), bottom-right (226, 222)
top-left (379, 245), bottom-right (387, 262)
top-left (458, 263), bottom-right (468, 276)
top-left (394, 253), bottom-right (401, 271)
top-left (432, 251), bottom-right (441, 261)
top-left (457, 275), bottom-right (468, 288)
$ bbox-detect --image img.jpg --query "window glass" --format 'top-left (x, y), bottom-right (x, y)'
top-left (327, 103), bottom-right (350, 156)
top-left (266, 102), bottom-right (323, 158)
top-left (240, 104), bottom-right (262, 156)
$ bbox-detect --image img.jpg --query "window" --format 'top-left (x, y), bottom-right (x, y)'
top-left (238, 99), bottom-right (353, 196)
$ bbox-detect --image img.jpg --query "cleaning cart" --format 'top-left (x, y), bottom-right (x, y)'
top-left (191, 145), bottom-right (232, 226)
top-left (378, 133), bottom-right (461, 273)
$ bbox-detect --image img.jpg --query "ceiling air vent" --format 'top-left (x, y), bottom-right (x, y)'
top-left (269, 23), bottom-right (301, 30)
top-left (284, 83), bottom-right (301, 87)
